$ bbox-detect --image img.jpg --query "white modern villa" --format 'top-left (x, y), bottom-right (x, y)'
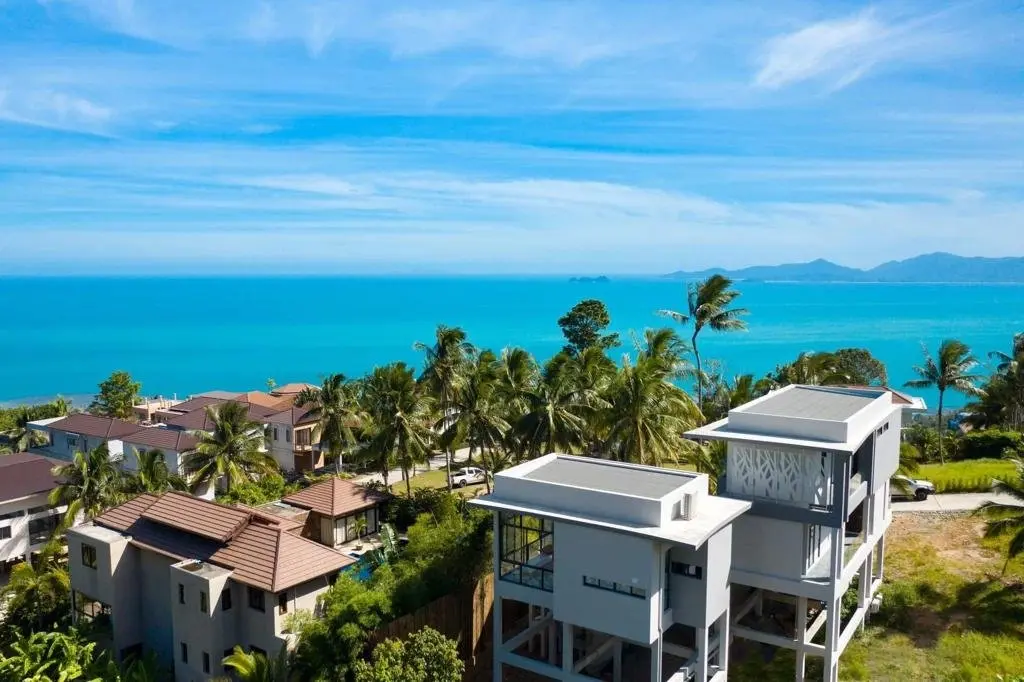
top-left (473, 385), bottom-right (921, 682)
top-left (686, 385), bottom-right (920, 682)
top-left (471, 454), bottom-right (750, 682)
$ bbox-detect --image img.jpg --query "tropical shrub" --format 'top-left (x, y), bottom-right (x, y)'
top-left (959, 430), bottom-right (1024, 461)
top-left (218, 472), bottom-right (299, 506)
top-left (353, 627), bottom-right (463, 682)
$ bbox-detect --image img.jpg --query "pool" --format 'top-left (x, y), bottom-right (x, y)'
top-left (342, 552), bottom-right (375, 582)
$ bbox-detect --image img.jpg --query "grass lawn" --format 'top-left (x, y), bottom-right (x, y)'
top-left (736, 513), bottom-right (1024, 681)
top-left (917, 458), bottom-right (1017, 493)
top-left (389, 467), bottom-right (488, 498)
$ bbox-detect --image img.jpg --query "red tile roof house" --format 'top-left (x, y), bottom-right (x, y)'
top-left (0, 453), bottom-right (71, 568)
top-left (29, 413), bottom-right (140, 462)
top-left (119, 428), bottom-right (210, 499)
top-left (280, 477), bottom-right (390, 550)
top-left (67, 489), bottom-right (358, 678)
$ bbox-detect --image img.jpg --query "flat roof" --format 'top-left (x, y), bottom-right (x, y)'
top-left (523, 456), bottom-right (692, 499)
top-left (735, 386), bottom-right (880, 422)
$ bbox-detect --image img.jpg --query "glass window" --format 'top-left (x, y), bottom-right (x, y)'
top-left (285, 429), bottom-right (291, 444)
top-left (278, 591), bottom-right (288, 615)
top-left (180, 643), bottom-right (188, 664)
top-left (81, 543), bottom-right (97, 569)
top-left (248, 587), bottom-right (265, 612)
top-left (0, 510), bottom-right (23, 522)
top-left (200, 591), bottom-right (208, 614)
top-left (0, 527), bottom-right (10, 541)
top-left (221, 589), bottom-right (232, 611)
top-left (498, 512), bottom-right (554, 592)
top-left (27, 505), bottom-right (51, 515)
top-left (581, 575), bottom-right (647, 600)
top-left (670, 562), bottom-right (703, 580)
top-left (202, 652), bottom-right (210, 674)
top-left (28, 515), bottom-right (59, 545)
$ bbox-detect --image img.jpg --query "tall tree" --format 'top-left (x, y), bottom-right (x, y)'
top-left (832, 348), bottom-right (889, 385)
top-left (354, 627), bottom-right (463, 682)
top-left (557, 299), bottom-right (620, 355)
top-left (442, 350), bottom-right (510, 492)
top-left (127, 449), bottom-right (188, 494)
top-left (659, 274), bottom-right (748, 411)
top-left (682, 440), bottom-right (728, 493)
top-left (88, 371), bottom-right (141, 420)
top-left (602, 331), bottom-right (702, 467)
top-left (361, 363), bottom-right (434, 496)
top-left (516, 352), bottom-right (604, 459)
top-left (1, 406), bottom-right (45, 453)
top-left (181, 402), bottom-right (277, 495)
top-left (296, 374), bottom-right (361, 474)
top-left (905, 339), bottom-right (984, 463)
top-left (415, 326), bottom-right (473, 491)
top-left (497, 348), bottom-right (539, 463)
top-left (50, 444), bottom-right (126, 522)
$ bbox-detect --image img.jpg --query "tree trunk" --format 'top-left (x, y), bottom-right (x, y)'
top-left (937, 389), bottom-right (946, 465)
top-left (403, 464), bottom-right (412, 497)
top-left (334, 445), bottom-right (342, 474)
top-left (692, 330), bottom-right (703, 414)
top-left (443, 394), bottom-right (454, 493)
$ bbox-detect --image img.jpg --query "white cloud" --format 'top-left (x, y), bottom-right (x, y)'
top-left (0, 87), bottom-right (113, 134)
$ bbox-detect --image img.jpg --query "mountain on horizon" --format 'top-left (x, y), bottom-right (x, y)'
top-left (665, 253), bottom-right (1024, 283)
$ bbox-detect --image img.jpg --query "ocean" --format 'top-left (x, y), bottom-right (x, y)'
top-left (1, 277), bottom-right (1021, 408)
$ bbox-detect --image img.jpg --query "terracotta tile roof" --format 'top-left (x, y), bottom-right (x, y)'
top-left (93, 492), bottom-right (354, 592)
top-left (48, 414), bottom-right (140, 440)
top-left (283, 477), bottom-right (389, 518)
top-left (164, 402), bottom-right (278, 431)
top-left (121, 428), bottom-right (199, 453)
top-left (234, 392), bottom-right (294, 411)
top-left (272, 383), bottom-right (318, 396)
top-left (247, 502), bottom-right (309, 532)
top-left (141, 492), bottom-right (251, 543)
top-left (266, 406), bottom-right (318, 427)
top-left (158, 396), bottom-right (224, 414)
top-left (0, 453), bottom-right (63, 501)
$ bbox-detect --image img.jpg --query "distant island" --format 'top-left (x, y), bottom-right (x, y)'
top-left (665, 253), bottom-right (1024, 283)
top-left (570, 276), bottom-right (611, 283)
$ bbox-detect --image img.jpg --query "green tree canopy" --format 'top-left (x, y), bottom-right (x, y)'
top-left (557, 299), bottom-right (619, 355)
top-left (353, 627), bottom-right (463, 682)
top-left (88, 371), bottom-right (141, 420)
top-left (180, 402), bottom-right (278, 495)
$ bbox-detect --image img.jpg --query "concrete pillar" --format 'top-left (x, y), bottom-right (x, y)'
top-left (650, 636), bottom-right (663, 682)
top-left (823, 596), bottom-right (841, 682)
top-left (528, 605), bottom-right (536, 655)
top-left (548, 621), bottom-right (558, 666)
top-left (492, 596), bottom-right (503, 682)
top-left (562, 622), bottom-right (573, 673)
top-left (859, 551), bottom-right (872, 630)
top-left (719, 607), bottom-right (731, 675)
top-left (613, 640), bottom-right (623, 682)
top-left (695, 626), bottom-right (709, 681)
top-left (795, 597), bottom-right (808, 682)
top-left (876, 534), bottom-right (886, 581)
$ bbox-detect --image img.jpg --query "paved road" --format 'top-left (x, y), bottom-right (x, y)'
top-left (892, 492), bottom-right (1021, 513)
top-left (352, 447), bottom-right (471, 487)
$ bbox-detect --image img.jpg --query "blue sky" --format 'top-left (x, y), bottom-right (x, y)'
top-left (0, 0), bottom-right (1022, 274)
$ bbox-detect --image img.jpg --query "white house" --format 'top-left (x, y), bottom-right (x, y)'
top-left (471, 454), bottom-right (750, 682)
top-left (30, 413), bottom-right (139, 461)
top-left (0, 453), bottom-right (69, 568)
top-left (686, 385), bottom-right (921, 682)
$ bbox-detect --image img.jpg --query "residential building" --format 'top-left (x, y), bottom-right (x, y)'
top-left (0, 453), bottom-right (69, 568)
top-left (152, 396), bottom-right (228, 425)
top-left (133, 397), bottom-right (183, 424)
top-left (66, 491), bottom-right (356, 680)
top-left (29, 413), bottom-right (138, 461)
top-left (162, 401), bottom-right (279, 433)
top-left (266, 407), bottom-right (322, 472)
top-left (281, 476), bottom-right (389, 549)
top-left (686, 385), bottom-right (920, 682)
top-left (471, 454), bottom-right (750, 682)
top-left (120, 428), bottom-right (212, 500)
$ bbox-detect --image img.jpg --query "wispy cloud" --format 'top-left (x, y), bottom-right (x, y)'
top-left (0, 87), bottom-right (113, 134)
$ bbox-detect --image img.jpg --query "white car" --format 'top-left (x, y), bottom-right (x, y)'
top-left (449, 467), bottom-right (487, 488)
top-left (891, 474), bottom-right (936, 501)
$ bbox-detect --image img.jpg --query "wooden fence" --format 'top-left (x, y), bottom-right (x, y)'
top-left (370, 573), bottom-right (496, 672)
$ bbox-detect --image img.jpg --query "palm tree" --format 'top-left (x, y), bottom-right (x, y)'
top-left (50, 444), bottom-right (126, 522)
top-left (296, 374), bottom-right (361, 474)
top-left (443, 350), bottom-right (510, 489)
top-left (415, 326), bottom-right (474, 492)
top-left (905, 339), bottom-right (984, 463)
top-left (975, 458), bottom-right (1024, 574)
top-left (0, 538), bottom-right (71, 638)
top-left (2, 406), bottom-right (45, 453)
top-left (516, 353), bottom-right (604, 460)
top-left (602, 334), bottom-right (702, 467)
top-left (990, 332), bottom-right (1024, 373)
top-left (50, 395), bottom-right (71, 417)
top-left (128, 449), bottom-right (188, 494)
top-left (222, 645), bottom-right (290, 682)
top-left (181, 402), bottom-right (278, 496)
top-left (361, 363), bottom-right (435, 496)
top-left (659, 274), bottom-right (748, 411)
top-left (682, 440), bottom-right (728, 493)
top-left (496, 348), bottom-right (539, 464)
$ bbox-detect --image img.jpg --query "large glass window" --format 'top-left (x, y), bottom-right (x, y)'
top-left (499, 512), bottom-right (554, 592)
top-left (28, 515), bottom-right (59, 545)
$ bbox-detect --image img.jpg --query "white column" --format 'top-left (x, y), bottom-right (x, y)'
top-left (695, 626), bottom-right (709, 681)
top-left (492, 596), bottom-right (503, 682)
top-left (876, 534), bottom-right (886, 581)
top-left (719, 607), bottom-right (731, 675)
top-left (613, 640), bottom-right (623, 682)
top-left (795, 596), bottom-right (807, 682)
top-left (823, 596), bottom-right (841, 682)
top-left (562, 622), bottom-right (574, 673)
top-left (650, 636), bottom-right (663, 682)
top-left (859, 550), bottom-right (872, 630)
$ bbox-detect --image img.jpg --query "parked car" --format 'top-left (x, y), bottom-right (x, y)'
top-left (891, 474), bottom-right (936, 501)
top-left (449, 466), bottom-right (487, 488)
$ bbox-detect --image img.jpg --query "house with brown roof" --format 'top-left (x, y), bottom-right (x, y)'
top-left (119, 428), bottom-right (210, 498)
top-left (0, 452), bottom-right (70, 568)
top-left (266, 406), bottom-right (323, 472)
top-left (66, 491), bottom-right (356, 680)
top-left (281, 477), bottom-right (390, 549)
top-left (30, 413), bottom-right (139, 461)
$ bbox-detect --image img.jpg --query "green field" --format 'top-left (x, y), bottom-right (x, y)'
top-left (389, 467), bottom-right (487, 498)
top-left (917, 458), bottom-right (1017, 493)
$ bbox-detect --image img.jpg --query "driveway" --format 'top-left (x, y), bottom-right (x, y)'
top-left (892, 492), bottom-right (1022, 513)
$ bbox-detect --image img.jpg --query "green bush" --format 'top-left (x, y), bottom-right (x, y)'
top-left (217, 472), bottom-right (298, 506)
top-left (917, 459), bottom-right (1017, 493)
top-left (958, 430), bottom-right (1024, 461)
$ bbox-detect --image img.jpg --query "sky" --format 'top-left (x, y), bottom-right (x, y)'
top-left (0, 0), bottom-right (1022, 275)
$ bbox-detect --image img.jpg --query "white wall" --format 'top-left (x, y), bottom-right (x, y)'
top-left (0, 494), bottom-right (63, 563)
top-left (872, 409), bottom-right (902, 485)
top-left (730, 515), bottom-right (828, 581)
top-left (268, 424), bottom-right (295, 472)
top-left (552, 522), bottom-right (661, 644)
top-left (121, 444), bottom-right (185, 476)
top-left (666, 526), bottom-right (732, 629)
top-left (42, 430), bottom-right (124, 461)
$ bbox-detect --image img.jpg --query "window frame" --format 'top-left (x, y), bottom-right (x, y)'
top-left (180, 642), bottom-right (188, 664)
top-left (277, 591), bottom-right (288, 615)
top-left (178, 584), bottom-right (185, 605)
top-left (247, 587), bottom-right (265, 612)
top-left (582, 575), bottom-right (647, 599)
top-left (81, 543), bottom-right (98, 569)
top-left (670, 561), bottom-right (703, 580)
top-left (221, 588), bottom-right (232, 611)
top-left (0, 526), bottom-right (11, 541)
top-left (202, 652), bottom-right (210, 674)
top-left (200, 590), bottom-right (208, 614)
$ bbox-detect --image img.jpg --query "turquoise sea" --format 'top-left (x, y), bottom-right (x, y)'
top-left (1, 277), bottom-right (1022, 408)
